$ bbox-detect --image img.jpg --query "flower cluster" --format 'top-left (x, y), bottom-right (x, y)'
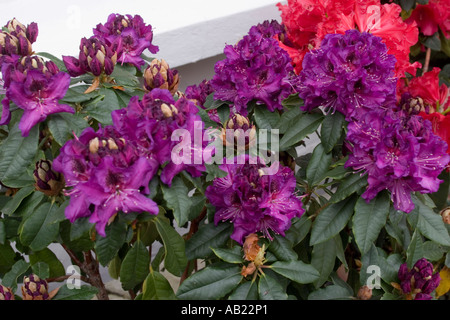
top-left (406, 0), bottom-right (450, 38)
top-left (205, 156), bottom-right (304, 244)
top-left (277, 0), bottom-right (420, 78)
top-left (111, 88), bottom-right (206, 186)
top-left (143, 58), bottom-right (179, 95)
top-left (185, 79), bottom-right (220, 124)
top-left (210, 20), bottom-right (300, 116)
top-left (345, 109), bottom-right (449, 212)
top-left (0, 18), bottom-right (38, 60)
top-left (63, 13), bottom-right (158, 77)
top-left (53, 125), bottom-right (159, 236)
top-left (298, 29), bottom-right (397, 121)
top-left (398, 258), bottom-right (441, 300)
top-left (0, 54), bottom-right (73, 136)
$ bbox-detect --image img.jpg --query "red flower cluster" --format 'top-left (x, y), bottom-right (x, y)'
top-left (277, 0), bottom-right (420, 78)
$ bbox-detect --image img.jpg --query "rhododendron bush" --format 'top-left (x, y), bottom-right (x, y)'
top-left (1, 0), bottom-right (450, 302)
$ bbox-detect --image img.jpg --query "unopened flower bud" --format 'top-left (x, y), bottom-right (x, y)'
top-left (144, 59), bottom-right (179, 94)
top-left (33, 160), bottom-right (65, 196)
top-left (357, 285), bottom-right (372, 300)
top-left (160, 103), bottom-right (173, 118)
top-left (21, 274), bottom-right (50, 300)
top-left (440, 207), bottom-right (450, 225)
top-left (0, 285), bottom-right (14, 300)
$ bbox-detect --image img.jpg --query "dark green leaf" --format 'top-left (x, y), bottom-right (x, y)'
top-left (2, 259), bottom-right (30, 289)
top-left (308, 285), bottom-right (353, 300)
top-left (31, 262), bottom-right (50, 279)
top-left (0, 185), bottom-right (35, 216)
top-left (155, 217), bottom-right (187, 277)
top-left (0, 242), bottom-right (17, 274)
top-left (161, 176), bottom-right (193, 227)
top-left (176, 264), bottom-right (242, 300)
top-left (253, 107), bottom-right (281, 130)
top-left (270, 260), bottom-right (320, 284)
top-left (94, 219), bottom-right (128, 267)
top-left (306, 144), bottom-right (332, 186)
top-left (353, 192), bottom-right (390, 254)
top-left (29, 248), bottom-right (66, 279)
top-left (52, 284), bottom-right (98, 300)
top-left (275, 107), bottom-right (302, 134)
top-left (85, 88), bottom-right (121, 125)
top-left (406, 229), bottom-right (424, 269)
top-left (228, 281), bottom-right (259, 300)
top-left (320, 111), bottom-right (345, 152)
top-left (285, 216), bottom-right (312, 246)
top-left (185, 222), bottom-right (232, 260)
top-left (311, 238), bottom-right (337, 288)
top-left (310, 195), bottom-right (357, 245)
top-left (328, 173), bottom-right (367, 204)
top-left (258, 272), bottom-right (289, 300)
top-left (0, 125), bottom-right (38, 182)
top-left (211, 246), bottom-right (244, 264)
top-left (279, 113), bottom-right (324, 151)
top-left (359, 244), bottom-right (380, 287)
top-left (119, 240), bottom-right (150, 290)
top-left (142, 268), bottom-right (177, 300)
top-left (47, 113), bottom-right (88, 146)
top-left (217, 104), bottom-right (231, 124)
top-left (267, 234), bottom-right (298, 261)
top-left (19, 202), bottom-right (60, 251)
top-left (422, 32), bottom-right (441, 51)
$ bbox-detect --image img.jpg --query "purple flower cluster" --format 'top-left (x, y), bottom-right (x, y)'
top-left (205, 156), bottom-right (304, 244)
top-left (112, 88), bottom-right (206, 185)
top-left (345, 109), bottom-right (449, 212)
top-left (210, 20), bottom-right (299, 116)
top-left (0, 18), bottom-right (38, 61)
top-left (185, 79), bottom-right (221, 124)
top-left (53, 125), bottom-right (159, 236)
top-left (0, 55), bottom-right (73, 136)
top-left (298, 29), bottom-right (397, 121)
top-left (398, 258), bottom-right (441, 300)
top-left (93, 13), bottom-right (158, 68)
top-left (63, 13), bottom-right (158, 77)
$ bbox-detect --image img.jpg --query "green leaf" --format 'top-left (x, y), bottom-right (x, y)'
top-left (270, 260), bottom-right (320, 284)
top-left (19, 202), bottom-right (60, 251)
top-left (353, 192), bottom-right (390, 255)
top-left (429, 170), bottom-right (449, 210)
top-left (267, 234), bottom-right (298, 261)
top-left (311, 238), bottom-right (337, 288)
top-left (211, 246), bottom-right (244, 264)
top-left (31, 262), bottom-right (50, 279)
top-left (228, 281), bottom-right (258, 300)
top-left (285, 216), bottom-right (312, 246)
top-left (422, 32), bottom-right (441, 51)
top-left (47, 113), bottom-right (88, 146)
top-left (310, 195), bottom-right (357, 245)
top-left (110, 64), bottom-right (139, 87)
top-left (0, 221), bottom-right (5, 245)
top-left (275, 107), bottom-right (302, 134)
top-left (279, 112), bottom-right (323, 151)
top-left (253, 107), bottom-right (281, 130)
top-left (155, 217), bottom-right (187, 277)
top-left (94, 219), bottom-right (128, 267)
top-left (29, 248), bottom-right (66, 279)
top-left (0, 242), bottom-right (17, 274)
top-left (176, 264), bottom-right (242, 300)
top-left (328, 174), bottom-right (367, 204)
top-left (413, 195), bottom-right (450, 246)
top-left (52, 284), bottom-right (98, 300)
top-left (85, 88), bottom-right (121, 125)
top-left (0, 185), bottom-right (35, 216)
top-left (308, 285), bottom-right (353, 300)
top-left (406, 229), bottom-right (424, 269)
top-left (2, 259), bottom-right (30, 289)
top-left (320, 111), bottom-right (345, 152)
top-left (0, 124), bottom-right (38, 182)
top-left (258, 272), bottom-right (289, 300)
top-left (61, 85), bottom-right (99, 103)
top-left (217, 104), bottom-right (231, 124)
top-left (161, 176), bottom-right (194, 227)
top-left (142, 268), bottom-right (177, 300)
top-left (119, 240), bottom-right (150, 290)
top-left (306, 144), bottom-right (332, 186)
top-left (185, 222), bottom-right (232, 260)
top-left (359, 244), bottom-right (380, 287)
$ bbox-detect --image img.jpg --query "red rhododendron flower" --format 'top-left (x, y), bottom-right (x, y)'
top-left (406, 0), bottom-right (450, 38)
top-left (402, 68), bottom-right (450, 112)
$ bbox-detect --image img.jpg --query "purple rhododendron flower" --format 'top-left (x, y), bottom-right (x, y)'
top-left (210, 21), bottom-right (299, 116)
top-left (205, 156), bottom-right (304, 244)
top-left (345, 109), bottom-right (450, 212)
top-left (397, 258), bottom-right (441, 300)
top-left (53, 126), bottom-right (159, 236)
top-left (0, 55), bottom-right (73, 136)
top-left (93, 13), bottom-right (158, 68)
top-left (298, 29), bottom-right (397, 121)
top-left (111, 88), bottom-right (206, 186)
top-left (185, 79), bottom-right (221, 124)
